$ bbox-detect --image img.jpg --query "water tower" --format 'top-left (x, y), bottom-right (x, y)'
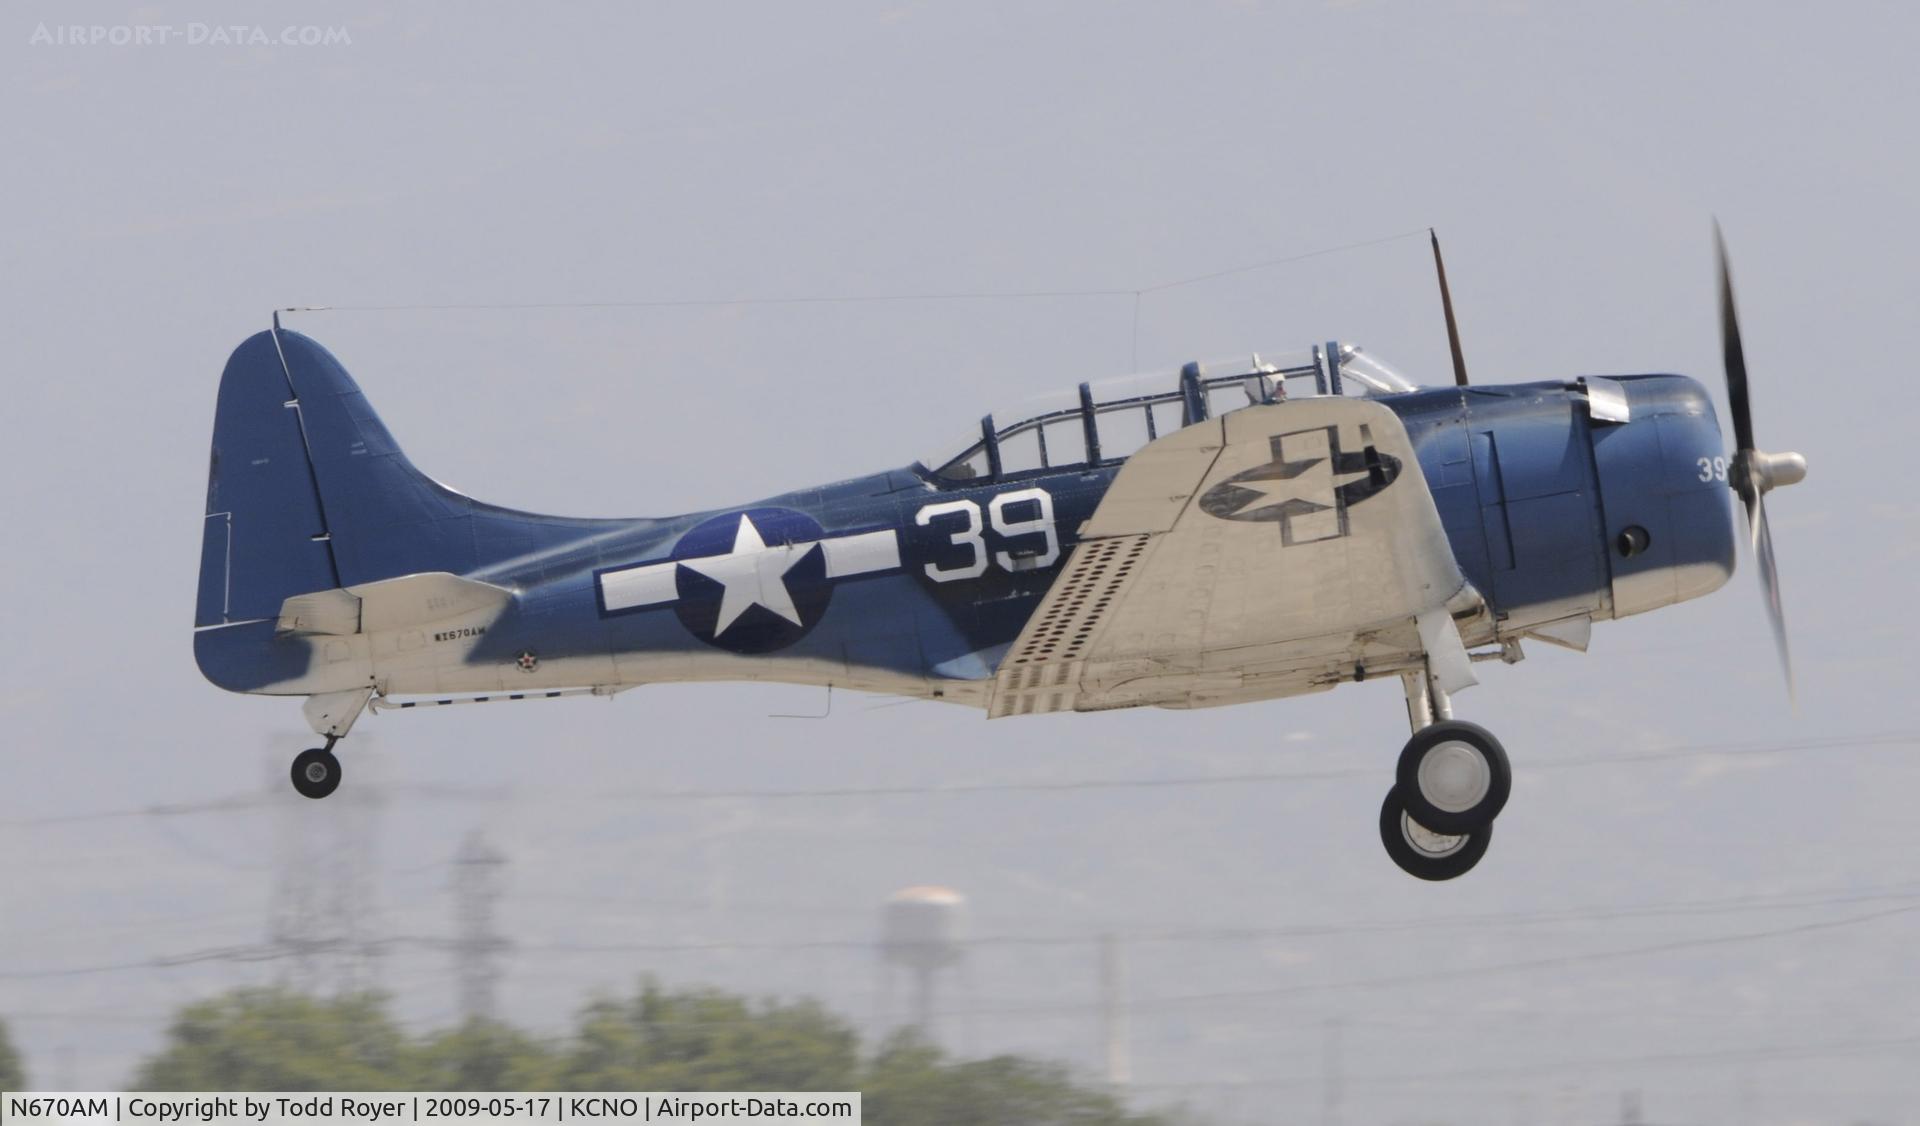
top-left (879, 885), bottom-right (965, 1039)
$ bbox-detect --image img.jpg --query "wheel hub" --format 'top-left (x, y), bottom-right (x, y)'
top-left (1400, 812), bottom-right (1468, 858)
top-left (304, 761), bottom-right (330, 784)
top-left (1417, 740), bottom-right (1491, 813)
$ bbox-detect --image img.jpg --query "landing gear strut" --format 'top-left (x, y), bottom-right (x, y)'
top-left (286, 689), bottom-right (371, 800)
top-left (1379, 669), bottom-right (1510, 880)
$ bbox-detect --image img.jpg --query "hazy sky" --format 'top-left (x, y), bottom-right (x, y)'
top-left (4, 3), bottom-right (1919, 1123)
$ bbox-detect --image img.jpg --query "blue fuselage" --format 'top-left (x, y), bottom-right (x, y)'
top-left (193, 326), bottom-right (1734, 703)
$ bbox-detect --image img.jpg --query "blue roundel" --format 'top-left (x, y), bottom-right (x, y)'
top-left (670, 508), bottom-right (831, 654)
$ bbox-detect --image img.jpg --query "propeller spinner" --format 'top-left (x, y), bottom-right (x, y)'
top-left (1715, 223), bottom-right (1807, 695)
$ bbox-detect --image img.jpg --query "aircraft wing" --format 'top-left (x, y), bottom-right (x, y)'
top-left (988, 397), bottom-right (1479, 716)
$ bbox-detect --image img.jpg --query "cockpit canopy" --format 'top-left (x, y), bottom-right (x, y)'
top-left (922, 343), bottom-right (1418, 483)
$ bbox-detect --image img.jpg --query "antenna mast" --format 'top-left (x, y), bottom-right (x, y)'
top-left (1430, 229), bottom-right (1470, 387)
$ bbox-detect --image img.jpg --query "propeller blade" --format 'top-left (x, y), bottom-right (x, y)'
top-left (1715, 221), bottom-right (1756, 459)
top-left (1749, 492), bottom-right (1795, 700)
top-left (1716, 222), bottom-right (1800, 700)
top-left (1430, 229), bottom-right (1470, 388)
top-left (1740, 478), bottom-right (1761, 554)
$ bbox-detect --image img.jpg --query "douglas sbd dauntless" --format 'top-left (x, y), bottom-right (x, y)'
top-left (195, 231), bottom-right (1804, 879)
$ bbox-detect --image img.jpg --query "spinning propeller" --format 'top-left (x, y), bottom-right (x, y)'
top-left (1715, 223), bottom-right (1807, 695)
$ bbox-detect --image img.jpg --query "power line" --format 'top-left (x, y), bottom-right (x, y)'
top-left (1358, 1030), bottom-right (1920, 1089)
top-left (516, 887), bottom-right (1920, 956)
top-left (278, 229), bottom-right (1429, 317)
top-left (1136, 229), bottom-right (1427, 294)
top-left (1115, 902), bottom-right (1920, 1015)
top-left (591, 730), bottom-right (1919, 803)
top-left (296, 289), bottom-right (1135, 313)
top-left (9, 877), bottom-right (1918, 982)
top-left (859, 902), bottom-right (1920, 1019)
top-left (5, 730), bottom-right (1910, 829)
top-left (1127, 1031), bottom-right (1920, 1092)
top-left (0, 783), bottom-right (504, 829)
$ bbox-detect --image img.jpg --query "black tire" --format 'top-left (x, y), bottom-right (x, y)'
top-left (1394, 719), bottom-right (1511, 835)
top-left (291, 748), bottom-right (341, 800)
top-left (1379, 788), bottom-right (1491, 881)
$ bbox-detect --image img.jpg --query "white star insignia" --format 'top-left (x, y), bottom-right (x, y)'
top-left (678, 514), bottom-right (814, 636)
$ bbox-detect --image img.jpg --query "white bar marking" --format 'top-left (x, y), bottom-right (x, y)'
top-left (822, 529), bottom-right (901, 578)
top-left (599, 561), bottom-right (679, 612)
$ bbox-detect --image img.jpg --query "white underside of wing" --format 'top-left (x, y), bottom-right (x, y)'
top-left (990, 397), bottom-right (1479, 717)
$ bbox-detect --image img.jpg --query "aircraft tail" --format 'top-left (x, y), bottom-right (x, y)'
top-left (195, 325), bottom-right (619, 635)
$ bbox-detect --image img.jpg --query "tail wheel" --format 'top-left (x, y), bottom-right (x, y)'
top-left (1379, 788), bottom-right (1490, 881)
top-left (1394, 719), bottom-right (1510, 835)
top-left (290, 748), bottom-right (341, 800)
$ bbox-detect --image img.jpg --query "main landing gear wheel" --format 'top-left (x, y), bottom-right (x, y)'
top-left (1379, 788), bottom-right (1491, 881)
top-left (1394, 719), bottom-right (1510, 835)
top-left (290, 747), bottom-right (342, 800)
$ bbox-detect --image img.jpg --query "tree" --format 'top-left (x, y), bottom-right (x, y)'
top-left (0, 1017), bottom-right (25, 1091)
top-left (558, 981), bottom-right (858, 1092)
top-left (133, 988), bottom-right (411, 1091)
top-left (408, 1018), bottom-right (557, 1091)
top-left (863, 1032), bottom-right (1179, 1126)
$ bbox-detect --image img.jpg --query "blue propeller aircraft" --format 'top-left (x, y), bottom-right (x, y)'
top-left (194, 231), bottom-right (1805, 879)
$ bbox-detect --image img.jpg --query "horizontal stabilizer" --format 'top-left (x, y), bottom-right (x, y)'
top-left (277, 572), bottom-right (513, 636)
top-left (278, 588), bottom-right (360, 635)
